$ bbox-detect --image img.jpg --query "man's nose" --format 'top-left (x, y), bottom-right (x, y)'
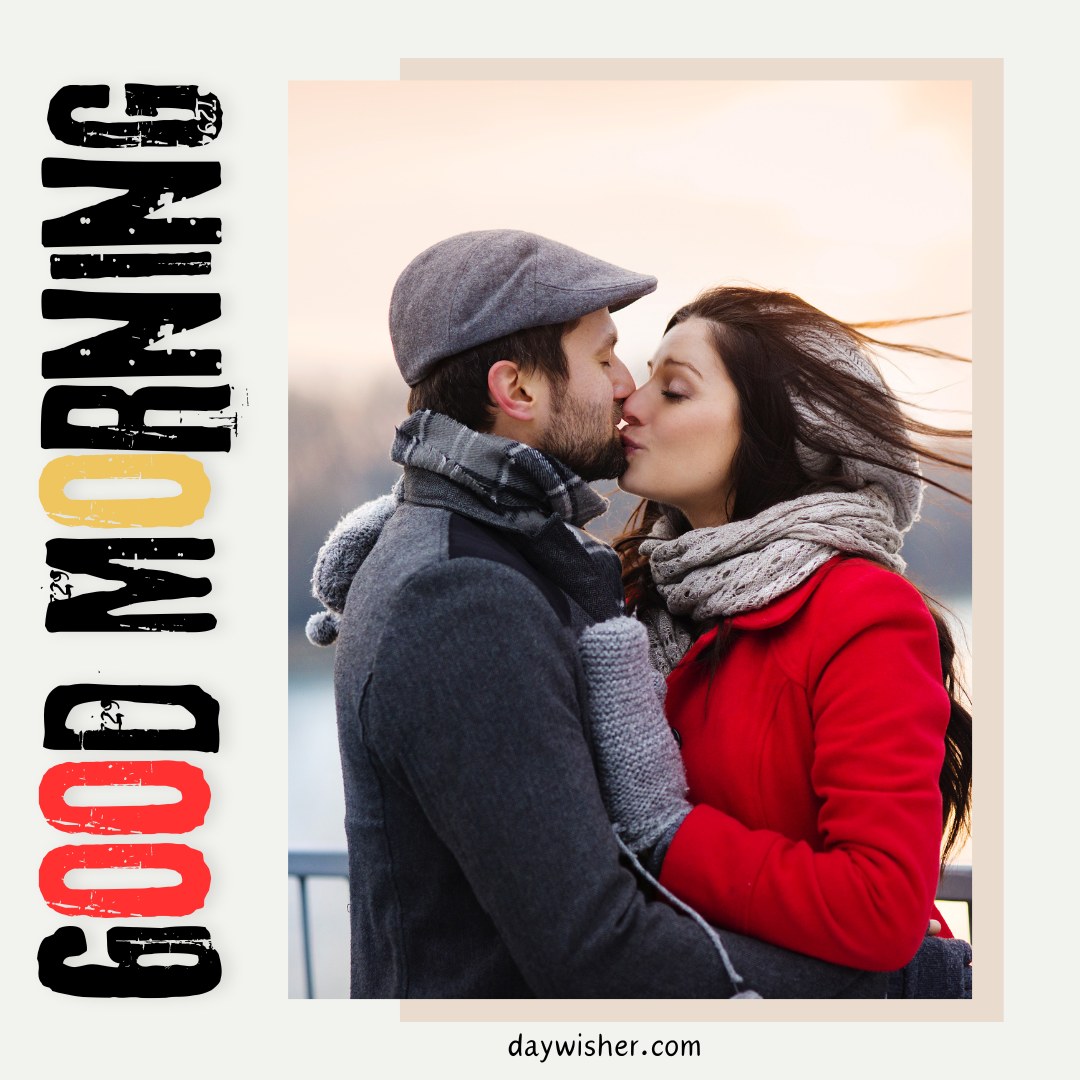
top-left (609, 357), bottom-right (636, 401)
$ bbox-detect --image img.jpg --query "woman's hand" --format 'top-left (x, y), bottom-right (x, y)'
top-left (577, 616), bottom-right (693, 871)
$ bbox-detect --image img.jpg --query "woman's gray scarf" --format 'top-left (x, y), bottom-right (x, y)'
top-left (638, 330), bottom-right (925, 676)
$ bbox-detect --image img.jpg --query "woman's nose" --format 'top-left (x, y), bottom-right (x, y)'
top-left (621, 385), bottom-right (645, 425)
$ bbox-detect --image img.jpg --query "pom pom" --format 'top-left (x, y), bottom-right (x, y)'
top-left (311, 492), bottom-right (400, 610)
top-left (306, 609), bottom-right (340, 647)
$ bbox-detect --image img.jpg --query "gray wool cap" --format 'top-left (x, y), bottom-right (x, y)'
top-left (389, 229), bottom-right (658, 385)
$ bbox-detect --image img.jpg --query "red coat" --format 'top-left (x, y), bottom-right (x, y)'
top-left (658, 555), bottom-right (952, 971)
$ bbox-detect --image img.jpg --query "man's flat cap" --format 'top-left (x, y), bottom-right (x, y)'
top-left (389, 229), bottom-right (657, 385)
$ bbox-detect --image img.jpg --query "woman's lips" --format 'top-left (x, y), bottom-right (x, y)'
top-left (620, 435), bottom-right (643, 456)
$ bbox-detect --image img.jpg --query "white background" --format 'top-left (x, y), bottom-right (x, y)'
top-left (1, 1), bottom-right (1068, 1076)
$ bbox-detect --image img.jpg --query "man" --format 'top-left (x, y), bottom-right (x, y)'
top-left (309, 229), bottom-right (885, 998)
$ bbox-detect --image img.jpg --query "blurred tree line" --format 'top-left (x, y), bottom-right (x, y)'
top-left (289, 380), bottom-right (971, 673)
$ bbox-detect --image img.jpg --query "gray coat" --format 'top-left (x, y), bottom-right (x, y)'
top-left (331, 463), bottom-right (884, 998)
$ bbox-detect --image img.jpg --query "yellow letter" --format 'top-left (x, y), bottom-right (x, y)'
top-left (39, 454), bottom-right (210, 528)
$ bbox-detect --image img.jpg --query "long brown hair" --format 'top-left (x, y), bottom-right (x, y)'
top-left (614, 286), bottom-right (972, 863)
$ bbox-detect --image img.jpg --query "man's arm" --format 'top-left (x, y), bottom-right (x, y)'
top-left (365, 558), bottom-right (878, 998)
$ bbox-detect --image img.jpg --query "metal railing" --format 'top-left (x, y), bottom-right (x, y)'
top-left (935, 864), bottom-right (972, 926)
top-left (289, 851), bottom-right (348, 999)
top-left (288, 851), bottom-right (973, 999)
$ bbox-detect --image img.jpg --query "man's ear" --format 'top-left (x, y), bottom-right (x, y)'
top-left (487, 360), bottom-right (545, 422)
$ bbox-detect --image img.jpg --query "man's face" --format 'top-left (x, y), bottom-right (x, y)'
top-left (538, 308), bottom-right (636, 481)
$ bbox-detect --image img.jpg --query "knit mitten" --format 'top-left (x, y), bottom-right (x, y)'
top-left (578, 616), bottom-right (692, 867)
top-left (886, 935), bottom-right (973, 998)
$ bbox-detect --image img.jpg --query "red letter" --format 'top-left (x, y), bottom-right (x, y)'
top-left (39, 761), bottom-right (210, 834)
top-left (39, 843), bottom-right (210, 917)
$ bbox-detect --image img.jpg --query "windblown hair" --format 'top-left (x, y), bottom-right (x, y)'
top-left (407, 320), bottom-right (575, 433)
top-left (613, 286), bottom-right (972, 863)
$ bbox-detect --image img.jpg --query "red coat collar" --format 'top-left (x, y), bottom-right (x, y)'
top-left (729, 554), bottom-right (846, 630)
top-left (677, 555), bottom-right (846, 664)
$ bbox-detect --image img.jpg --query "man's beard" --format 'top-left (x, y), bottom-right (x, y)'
top-left (539, 395), bottom-right (627, 482)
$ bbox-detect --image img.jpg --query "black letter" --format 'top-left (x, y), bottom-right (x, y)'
top-left (42, 384), bottom-right (233, 452)
top-left (45, 538), bottom-right (215, 633)
top-left (42, 158), bottom-right (221, 248)
top-left (42, 290), bottom-right (220, 379)
top-left (47, 85), bottom-right (222, 148)
top-left (44, 684), bottom-right (220, 751)
top-left (38, 926), bottom-right (221, 997)
top-left (50, 252), bottom-right (212, 279)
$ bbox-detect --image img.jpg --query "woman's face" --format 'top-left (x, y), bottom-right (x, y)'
top-left (619, 317), bottom-right (742, 529)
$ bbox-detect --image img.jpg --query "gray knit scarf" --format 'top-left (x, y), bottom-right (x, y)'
top-left (392, 409), bottom-right (608, 532)
top-left (639, 329), bottom-right (925, 675)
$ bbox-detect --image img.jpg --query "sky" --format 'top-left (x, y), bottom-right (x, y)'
top-left (289, 79), bottom-right (972, 422)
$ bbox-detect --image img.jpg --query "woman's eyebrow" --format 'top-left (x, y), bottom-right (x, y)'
top-left (647, 357), bottom-right (703, 378)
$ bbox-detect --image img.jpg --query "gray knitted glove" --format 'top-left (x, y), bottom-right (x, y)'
top-left (578, 616), bottom-right (692, 866)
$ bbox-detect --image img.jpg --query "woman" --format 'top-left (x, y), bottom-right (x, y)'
top-left (580, 286), bottom-right (972, 979)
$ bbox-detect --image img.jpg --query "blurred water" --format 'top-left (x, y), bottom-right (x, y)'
top-left (289, 677), bottom-right (346, 851)
top-left (288, 597), bottom-right (973, 997)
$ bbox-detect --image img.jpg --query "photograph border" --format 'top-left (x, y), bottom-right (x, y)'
top-left (389, 56), bottom-right (1002, 1023)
